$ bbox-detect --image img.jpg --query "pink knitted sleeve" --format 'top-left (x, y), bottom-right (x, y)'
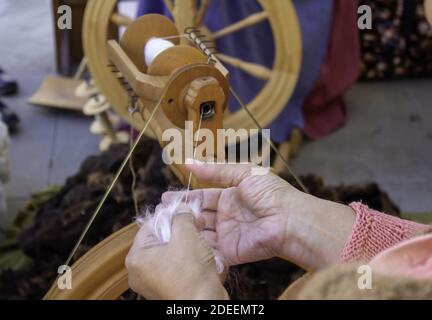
top-left (340, 202), bottom-right (430, 263)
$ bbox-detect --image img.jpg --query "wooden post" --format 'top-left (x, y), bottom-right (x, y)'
top-left (51, 0), bottom-right (87, 76)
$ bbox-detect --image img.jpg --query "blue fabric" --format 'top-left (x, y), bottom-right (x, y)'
top-left (136, 0), bottom-right (332, 142)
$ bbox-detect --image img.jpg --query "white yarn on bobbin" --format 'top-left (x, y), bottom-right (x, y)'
top-left (144, 37), bottom-right (174, 67)
top-left (136, 191), bottom-right (225, 274)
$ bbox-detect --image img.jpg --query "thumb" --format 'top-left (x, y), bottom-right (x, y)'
top-left (171, 204), bottom-right (201, 242)
top-left (185, 160), bottom-right (257, 187)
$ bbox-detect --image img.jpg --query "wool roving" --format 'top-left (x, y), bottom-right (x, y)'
top-left (136, 191), bottom-right (224, 273)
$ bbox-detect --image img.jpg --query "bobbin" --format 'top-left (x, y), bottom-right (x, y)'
top-left (75, 79), bottom-right (98, 98)
top-left (105, 14), bottom-right (230, 186)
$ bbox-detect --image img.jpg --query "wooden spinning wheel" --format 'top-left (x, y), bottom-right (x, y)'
top-left (83, 0), bottom-right (301, 137)
top-left (45, 1), bottom-right (302, 300)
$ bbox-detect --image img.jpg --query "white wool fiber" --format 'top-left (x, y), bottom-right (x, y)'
top-left (136, 191), bottom-right (224, 273)
top-left (136, 192), bottom-right (201, 243)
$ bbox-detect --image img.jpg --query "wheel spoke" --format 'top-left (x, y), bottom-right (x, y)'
top-left (195, 0), bottom-right (211, 25)
top-left (224, 106), bottom-right (232, 116)
top-left (212, 11), bottom-right (268, 40)
top-left (172, 0), bottom-right (197, 39)
top-left (111, 13), bottom-right (133, 27)
top-left (164, 0), bottom-right (175, 15)
top-left (216, 54), bottom-right (272, 80)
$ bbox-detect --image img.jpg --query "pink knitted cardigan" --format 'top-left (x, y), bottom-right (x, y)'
top-left (340, 202), bottom-right (431, 263)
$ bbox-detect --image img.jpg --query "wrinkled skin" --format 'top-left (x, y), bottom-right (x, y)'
top-left (162, 163), bottom-right (296, 266)
top-left (127, 161), bottom-right (356, 299)
top-left (126, 204), bottom-right (228, 300)
top-left (163, 161), bottom-right (355, 270)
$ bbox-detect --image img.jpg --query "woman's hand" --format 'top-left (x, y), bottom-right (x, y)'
top-left (126, 204), bottom-right (229, 300)
top-left (163, 161), bottom-right (355, 271)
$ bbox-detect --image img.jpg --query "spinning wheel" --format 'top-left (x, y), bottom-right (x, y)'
top-left (83, 0), bottom-right (301, 137)
top-left (45, 1), bottom-right (302, 300)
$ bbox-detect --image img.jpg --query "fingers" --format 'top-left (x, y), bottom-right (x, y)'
top-left (172, 209), bottom-right (215, 232)
top-left (174, 202), bottom-right (194, 215)
top-left (132, 222), bottom-right (159, 249)
top-left (171, 211), bottom-right (201, 244)
top-left (201, 210), bottom-right (216, 231)
top-left (161, 191), bottom-right (218, 230)
top-left (162, 188), bottom-right (222, 211)
top-left (171, 205), bottom-right (217, 252)
top-left (202, 230), bottom-right (217, 248)
top-left (161, 191), bottom-right (185, 204)
top-left (185, 160), bottom-right (257, 187)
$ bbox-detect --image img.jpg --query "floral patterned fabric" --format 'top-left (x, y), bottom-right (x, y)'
top-left (360, 0), bottom-right (432, 79)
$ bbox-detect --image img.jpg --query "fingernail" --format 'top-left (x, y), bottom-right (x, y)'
top-left (185, 158), bottom-right (204, 165)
